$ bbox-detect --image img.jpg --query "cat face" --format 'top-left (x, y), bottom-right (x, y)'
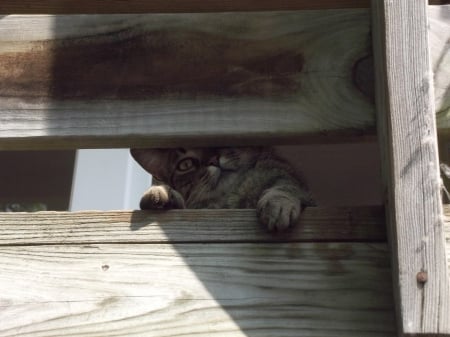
top-left (130, 147), bottom-right (260, 198)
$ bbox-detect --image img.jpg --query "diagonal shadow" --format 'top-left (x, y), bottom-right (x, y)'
top-left (0, 12), bottom-right (394, 336)
top-left (128, 207), bottom-right (395, 336)
top-left (59, 12), bottom-right (393, 336)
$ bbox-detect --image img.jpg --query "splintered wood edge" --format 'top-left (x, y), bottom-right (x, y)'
top-left (0, 206), bottom-right (387, 245)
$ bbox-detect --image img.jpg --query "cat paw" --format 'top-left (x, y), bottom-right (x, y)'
top-left (140, 185), bottom-right (185, 210)
top-left (256, 194), bottom-right (301, 231)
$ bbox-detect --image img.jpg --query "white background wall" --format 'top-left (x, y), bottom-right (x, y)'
top-left (69, 149), bottom-right (151, 211)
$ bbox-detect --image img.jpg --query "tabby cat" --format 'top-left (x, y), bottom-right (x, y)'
top-left (130, 147), bottom-right (313, 231)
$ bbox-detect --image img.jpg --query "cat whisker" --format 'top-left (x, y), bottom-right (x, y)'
top-left (131, 146), bottom-right (312, 231)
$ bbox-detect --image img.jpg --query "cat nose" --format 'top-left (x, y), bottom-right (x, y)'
top-left (208, 155), bottom-right (220, 167)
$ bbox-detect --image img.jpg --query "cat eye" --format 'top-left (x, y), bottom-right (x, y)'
top-left (177, 158), bottom-right (196, 172)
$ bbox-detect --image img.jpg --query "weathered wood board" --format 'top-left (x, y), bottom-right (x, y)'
top-left (0, 207), bottom-right (386, 245)
top-left (0, 10), bottom-right (374, 149)
top-left (0, 8), bottom-right (447, 149)
top-left (1, 0), bottom-right (373, 14)
top-left (0, 206), bottom-right (448, 336)
top-left (0, 6), bottom-right (450, 149)
top-left (372, 0), bottom-right (450, 335)
top-left (0, 243), bottom-right (395, 337)
top-left (0, 206), bottom-right (393, 337)
top-left (0, 0), bottom-right (447, 14)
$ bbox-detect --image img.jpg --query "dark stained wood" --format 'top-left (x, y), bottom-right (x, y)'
top-left (0, 12), bottom-right (376, 149)
top-left (1, 31), bottom-right (306, 100)
top-left (0, 13), bottom-right (372, 102)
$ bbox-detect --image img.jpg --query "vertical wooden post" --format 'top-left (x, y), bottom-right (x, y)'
top-left (372, 0), bottom-right (450, 335)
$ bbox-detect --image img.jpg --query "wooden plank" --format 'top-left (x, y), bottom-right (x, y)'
top-left (0, 206), bottom-right (448, 336)
top-left (0, 11), bottom-right (375, 149)
top-left (0, 207), bottom-right (386, 245)
top-left (0, 0), bottom-right (447, 14)
top-left (0, 0), bottom-right (373, 14)
top-left (0, 243), bottom-right (396, 337)
top-left (0, 9), bottom-right (448, 149)
top-left (3, 205), bottom-right (449, 247)
top-left (372, 0), bottom-right (450, 335)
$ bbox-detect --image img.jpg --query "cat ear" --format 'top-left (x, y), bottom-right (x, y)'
top-left (130, 148), bottom-right (170, 182)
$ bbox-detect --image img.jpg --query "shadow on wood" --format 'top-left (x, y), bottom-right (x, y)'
top-left (127, 207), bottom-right (395, 336)
top-left (2, 203), bottom-right (447, 335)
top-left (0, 12), bottom-right (375, 149)
top-left (1, 8), bottom-right (448, 150)
top-left (0, 207), bottom-right (396, 336)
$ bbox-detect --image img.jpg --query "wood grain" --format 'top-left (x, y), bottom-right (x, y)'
top-left (372, 0), bottom-right (450, 334)
top-left (4, 206), bottom-right (449, 246)
top-left (0, 206), bottom-right (448, 336)
top-left (0, 10), bottom-right (448, 149)
top-left (0, 0), bottom-right (373, 14)
top-left (0, 9), bottom-right (448, 149)
top-left (0, 243), bottom-right (395, 337)
top-left (0, 0), bottom-right (447, 14)
top-left (0, 11), bottom-right (375, 149)
top-left (0, 207), bottom-right (386, 245)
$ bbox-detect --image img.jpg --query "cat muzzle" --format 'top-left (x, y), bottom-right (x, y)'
top-left (208, 155), bottom-right (220, 167)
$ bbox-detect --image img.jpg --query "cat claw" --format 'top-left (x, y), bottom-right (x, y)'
top-left (140, 185), bottom-right (185, 210)
top-left (256, 196), bottom-right (301, 231)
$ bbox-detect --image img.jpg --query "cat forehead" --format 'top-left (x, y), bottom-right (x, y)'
top-left (173, 148), bottom-right (217, 160)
